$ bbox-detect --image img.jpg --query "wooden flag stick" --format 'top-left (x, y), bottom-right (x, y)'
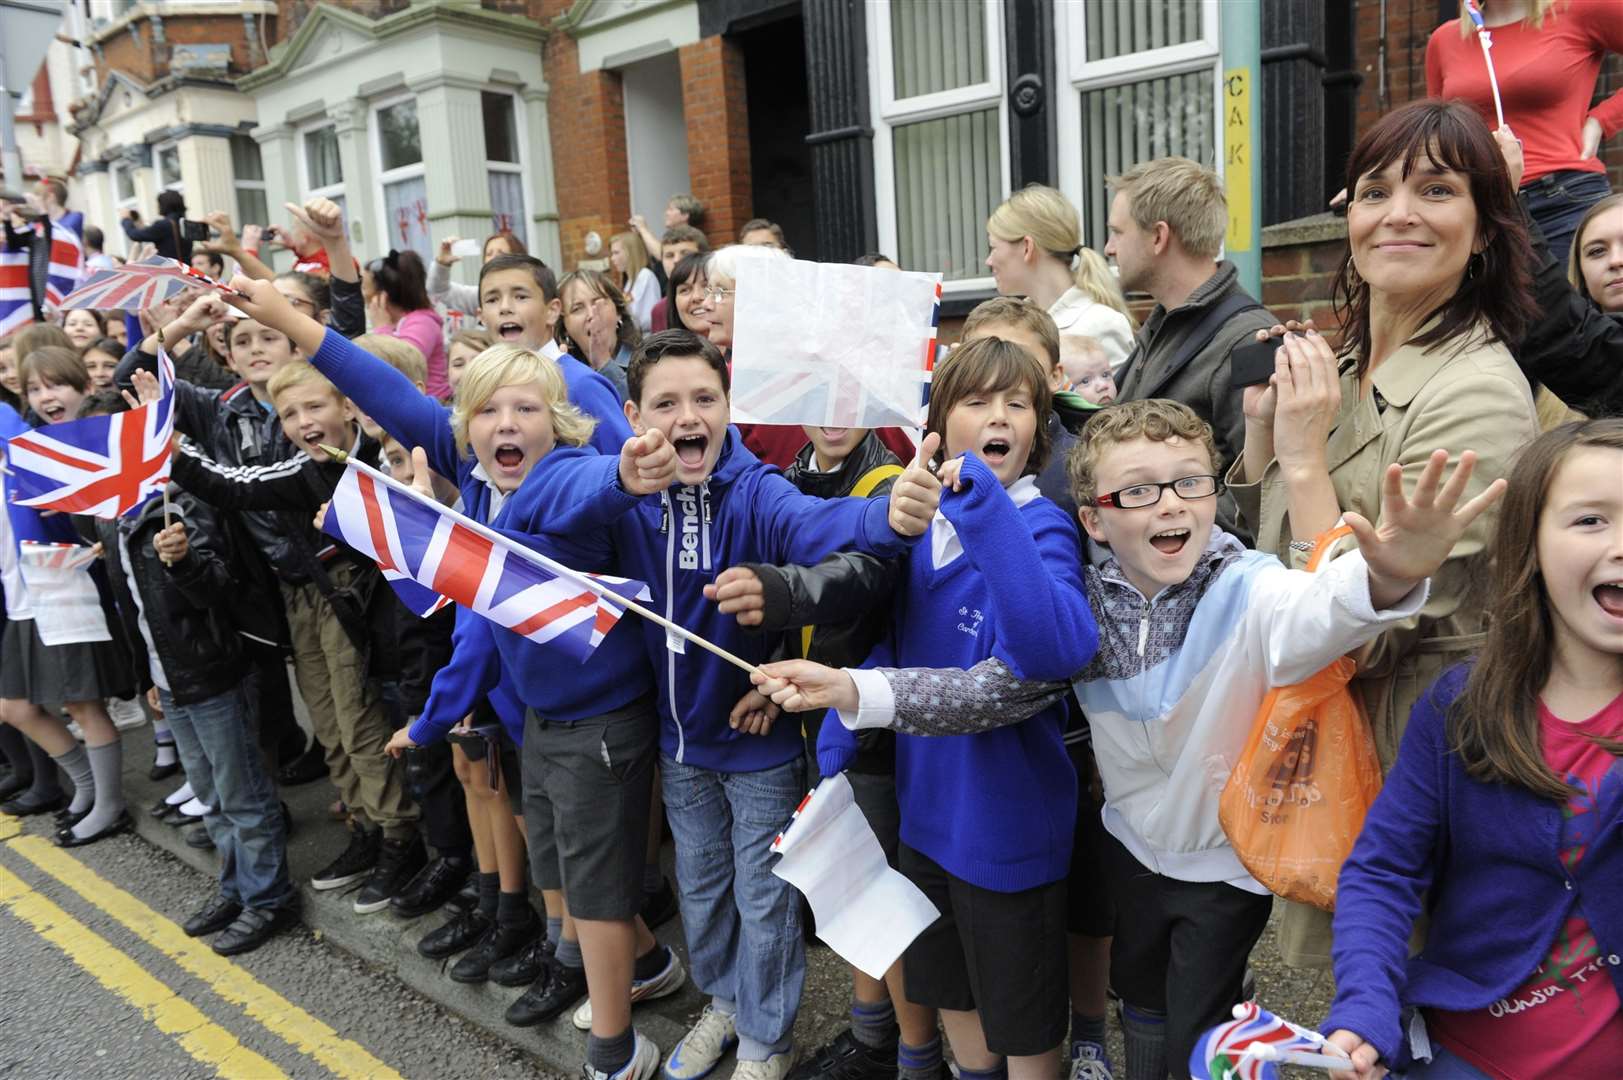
top-left (320, 445), bottom-right (762, 678)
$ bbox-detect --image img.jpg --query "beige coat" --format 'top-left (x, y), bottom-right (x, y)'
top-left (1226, 323), bottom-right (1538, 965)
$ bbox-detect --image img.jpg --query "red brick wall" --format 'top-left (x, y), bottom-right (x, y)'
top-left (1352, 0), bottom-right (1623, 182)
top-left (679, 36), bottom-right (753, 247)
top-left (93, 11), bottom-right (273, 83)
top-left (1262, 240), bottom-right (1349, 347)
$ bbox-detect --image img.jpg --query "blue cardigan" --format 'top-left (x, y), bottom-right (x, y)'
top-left (1322, 665), bottom-right (1623, 1066)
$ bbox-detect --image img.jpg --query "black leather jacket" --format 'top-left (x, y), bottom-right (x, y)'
top-left (1517, 215), bottom-right (1623, 417)
top-left (101, 489), bottom-right (263, 707)
top-left (741, 431), bottom-right (903, 773)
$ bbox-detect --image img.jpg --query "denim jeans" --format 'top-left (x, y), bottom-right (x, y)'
top-left (661, 753), bottom-right (806, 1058)
top-left (1522, 169), bottom-right (1612, 268)
top-left (159, 682), bottom-right (293, 911)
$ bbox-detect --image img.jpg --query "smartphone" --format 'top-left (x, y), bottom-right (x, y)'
top-left (181, 219), bottom-right (211, 241)
top-left (1230, 337), bottom-right (1283, 389)
top-left (450, 237), bottom-right (482, 258)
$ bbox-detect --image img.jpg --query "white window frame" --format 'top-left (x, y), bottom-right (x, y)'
top-left (868, 0), bottom-right (1010, 295)
top-left (1054, 0), bottom-right (1224, 245)
top-left (153, 138), bottom-right (184, 193)
top-left (297, 121), bottom-right (345, 204)
top-left (369, 93), bottom-right (428, 257)
top-left (111, 161), bottom-right (139, 213)
top-left (482, 88), bottom-right (529, 241)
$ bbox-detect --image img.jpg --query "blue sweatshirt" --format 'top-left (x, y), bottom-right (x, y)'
top-left (521, 428), bottom-right (911, 772)
top-left (309, 328), bottom-right (634, 736)
top-left (409, 447), bottom-right (655, 743)
top-left (883, 454), bottom-right (1097, 892)
top-left (1323, 665), bottom-right (1623, 1067)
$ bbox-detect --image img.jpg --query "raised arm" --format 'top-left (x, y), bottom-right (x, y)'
top-left (169, 439), bottom-right (328, 512)
top-left (201, 212), bottom-right (274, 281)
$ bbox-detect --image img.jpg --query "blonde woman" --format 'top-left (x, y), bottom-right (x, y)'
top-left (986, 184), bottom-right (1135, 369)
top-left (610, 230), bottom-right (660, 333)
top-left (1426, 0), bottom-right (1623, 262)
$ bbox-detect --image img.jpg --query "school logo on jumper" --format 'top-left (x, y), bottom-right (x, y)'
top-left (956, 606), bottom-right (982, 638)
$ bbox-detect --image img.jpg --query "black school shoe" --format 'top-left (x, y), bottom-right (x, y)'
top-left (212, 902), bottom-right (298, 956)
top-left (488, 931), bottom-right (555, 987)
top-left (390, 854), bottom-right (472, 919)
top-left (1, 789), bottom-right (67, 816)
top-left (184, 894), bottom-right (243, 938)
top-left (0, 769), bottom-right (34, 802)
top-left (311, 824), bottom-right (380, 891)
top-left (353, 834), bottom-right (427, 914)
top-left (504, 959), bottom-right (588, 1027)
top-left (276, 741), bottom-right (328, 787)
top-left (54, 810), bottom-right (131, 848)
top-left (185, 824), bottom-right (216, 850)
top-left (640, 875), bottom-right (680, 929)
top-left (449, 916), bottom-right (540, 984)
top-left (417, 908), bottom-right (492, 959)
top-left (786, 1030), bottom-right (897, 1080)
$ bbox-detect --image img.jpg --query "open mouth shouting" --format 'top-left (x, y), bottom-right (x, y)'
top-left (1149, 527), bottom-right (1191, 556)
top-left (980, 437), bottom-right (1011, 468)
top-left (496, 321), bottom-right (527, 342)
top-left (37, 401), bottom-right (67, 423)
top-left (494, 442), bottom-right (525, 468)
top-left (1596, 580), bottom-right (1623, 622)
top-left (674, 434), bottom-right (709, 470)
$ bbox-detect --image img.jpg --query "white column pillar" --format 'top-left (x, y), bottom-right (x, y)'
top-left (252, 123), bottom-right (298, 272)
top-left (520, 83), bottom-right (561, 269)
top-left (180, 133), bottom-right (235, 223)
top-left (328, 97), bottom-right (374, 258)
top-left (409, 71), bottom-right (494, 284)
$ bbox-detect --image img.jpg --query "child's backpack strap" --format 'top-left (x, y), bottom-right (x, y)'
top-left (850, 463), bottom-right (902, 499)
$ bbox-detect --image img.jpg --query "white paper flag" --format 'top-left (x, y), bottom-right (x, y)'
top-left (19, 541), bottom-right (111, 646)
top-left (771, 774), bottom-right (940, 979)
top-left (730, 256), bottom-right (941, 430)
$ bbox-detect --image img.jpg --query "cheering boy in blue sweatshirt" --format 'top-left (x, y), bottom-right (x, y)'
top-left (520, 329), bottom-right (926, 1080)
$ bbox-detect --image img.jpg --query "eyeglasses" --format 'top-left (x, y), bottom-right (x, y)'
top-left (1085, 474), bottom-right (1221, 509)
top-left (702, 287), bottom-right (734, 303)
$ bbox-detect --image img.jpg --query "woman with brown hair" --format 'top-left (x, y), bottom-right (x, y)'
top-left (553, 270), bottom-right (639, 403)
top-left (1229, 98), bottom-right (1542, 968)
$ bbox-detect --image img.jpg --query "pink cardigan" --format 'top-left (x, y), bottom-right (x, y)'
top-left (378, 307), bottom-right (449, 400)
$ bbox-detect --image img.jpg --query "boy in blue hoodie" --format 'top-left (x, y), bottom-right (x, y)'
top-left (517, 328), bottom-right (926, 1080)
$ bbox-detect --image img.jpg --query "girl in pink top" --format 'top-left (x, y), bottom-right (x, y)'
top-left (1427, 0), bottom-right (1623, 261)
top-left (364, 248), bottom-right (449, 399)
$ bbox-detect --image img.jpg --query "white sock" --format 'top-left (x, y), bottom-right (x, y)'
top-left (165, 781), bottom-right (194, 807)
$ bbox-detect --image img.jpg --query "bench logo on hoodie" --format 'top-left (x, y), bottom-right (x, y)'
top-left (676, 487), bottom-right (702, 570)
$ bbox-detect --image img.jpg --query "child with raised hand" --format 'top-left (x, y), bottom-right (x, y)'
top-left (754, 399), bottom-right (1507, 1080)
top-left (516, 327), bottom-right (928, 1080)
top-left (0, 360), bottom-right (133, 844)
top-left (805, 337), bottom-right (1096, 1080)
top-left (1323, 419), bottom-right (1623, 1080)
top-left (80, 391), bottom-right (295, 954)
top-left (142, 361), bottom-right (426, 914)
top-left (382, 348), bottom-right (680, 1078)
top-left (224, 220), bottom-right (635, 1001)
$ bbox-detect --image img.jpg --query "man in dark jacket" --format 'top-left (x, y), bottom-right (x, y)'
top-left (1106, 158), bottom-right (1276, 536)
top-left (121, 190), bottom-right (195, 263)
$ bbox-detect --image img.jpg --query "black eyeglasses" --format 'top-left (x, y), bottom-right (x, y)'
top-left (1085, 474), bottom-right (1221, 509)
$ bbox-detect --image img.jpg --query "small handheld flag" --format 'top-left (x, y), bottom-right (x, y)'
top-left (319, 447), bottom-right (760, 673)
top-left (3, 348), bottom-right (177, 518)
top-left (1464, 0), bottom-right (1505, 129)
top-left (57, 256), bottom-right (236, 313)
top-left (1190, 1002), bottom-right (1343, 1080)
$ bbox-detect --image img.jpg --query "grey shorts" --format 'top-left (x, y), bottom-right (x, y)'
top-left (0, 617), bottom-right (131, 705)
top-left (522, 694), bottom-right (658, 920)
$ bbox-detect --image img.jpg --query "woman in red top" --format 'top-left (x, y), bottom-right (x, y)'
top-left (1427, 0), bottom-right (1623, 263)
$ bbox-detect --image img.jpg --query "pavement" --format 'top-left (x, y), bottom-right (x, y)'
top-left (7, 711), bottom-right (1340, 1078)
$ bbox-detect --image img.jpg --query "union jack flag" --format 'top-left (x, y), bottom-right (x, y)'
top-left (56, 256), bottom-right (230, 313)
top-left (322, 455), bottom-right (650, 661)
top-left (1189, 1002), bottom-right (1337, 1080)
top-left (730, 259), bottom-right (940, 430)
top-left (2, 348), bottom-right (176, 518)
top-left (0, 219), bottom-right (84, 337)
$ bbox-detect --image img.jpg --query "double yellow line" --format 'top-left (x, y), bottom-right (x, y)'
top-left (0, 816), bottom-right (402, 1079)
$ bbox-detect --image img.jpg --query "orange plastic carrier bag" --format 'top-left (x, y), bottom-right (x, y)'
top-left (1217, 526), bottom-right (1384, 911)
